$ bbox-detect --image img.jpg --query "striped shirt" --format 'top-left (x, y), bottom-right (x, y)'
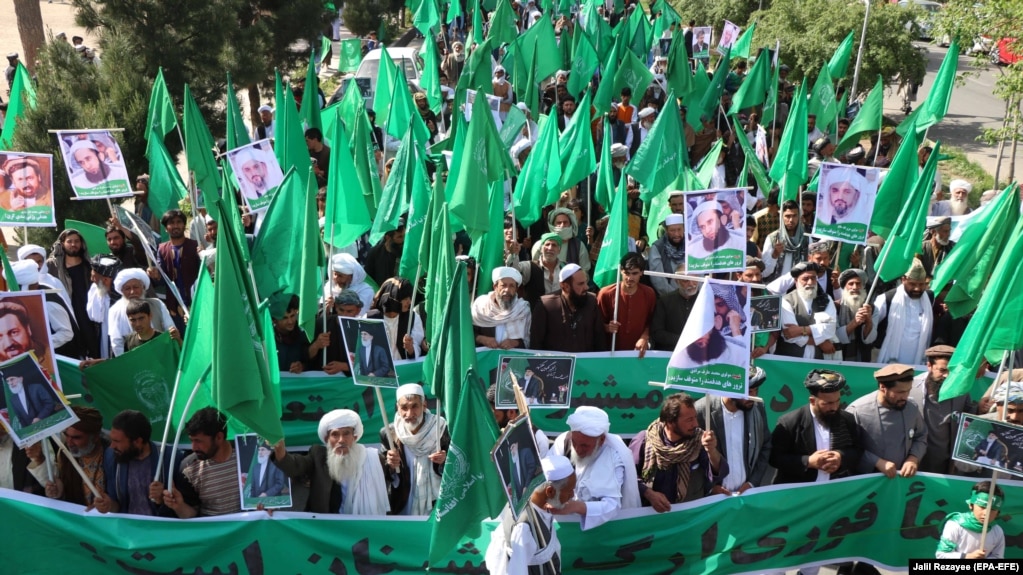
top-left (181, 452), bottom-right (241, 517)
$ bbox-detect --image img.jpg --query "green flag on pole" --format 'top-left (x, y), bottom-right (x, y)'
top-left (469, 180), bottom-right (508, 292)
top-left (730, 117), bottom-right (772, 196)
top-left (450, 95), bottom-right (514, 240)
top-left (371, 126), bottom-right (424, 244)
top-left (690, 47), bottom-right (731, 132)
top-left (932, 184), bottom-right (1021, 318)
top-left (612, 49), bottom-right (655, 102)
top-left (628, 94), bottom-right (686, 202)
top-left (301, 51), bottom-right (323, 133)
top-left (593, 117), bottom-right (615, 213)
top-left (826, 31), bottom-right (855, 81)
top-left (729, 51), bottom-right (771, 114)
top-left (0, 247), bottom-right (19, 291)
top-left (729, 22), bottom-right (755, 60)
top-left (274, 74), bottom-right (312, 189)
top-left (768, 81), bottom-right (808, 204)
top-left (225, 74), bottom-right (251, 150)
top-left (398, 154), bottom-right (435, 282)
top-left (324, 114), bottom-right (373, 249)
top-left (183, 84), bottom-right (220, 210)
top-left (413, 0), bottom-right (440, 37)
top-left (421, 33), bottom-right (443, 113)
top-left (939, 217), bottom-right (1023, 402)
top-left (557, 90), bottom-right (597, 193)
top-left (593, 38), bottom-right (621, 116)
top-left (514, 114), bottom-right (563, 227)
top-left (760, 62), bottom-right (781, 125)
top-left (835, 76), bottom-right (883, 156)
top-left (869, 124), bottom-right (920, 238)
top-left (918, 40), bottom-right (959, 130)
top-left (567, 35), bottom-right (600, 99)
top-left (338, 39), bottom-right (363, 73)
top-left (211, 197), bottom-right (284, 443)
top-left (876, 141), bottom-right (941, 283)
top-left (145, 130), bottom-right (189, 224)
top-left (446, 0), bottom-right (462, 24)
top-left (808, 64), bottom-right (838, 136)
top-left (143, 67), bottom-right (177, 155)
top-left (487, 0), bottom-right (519, 45)
top-left (593, 173), bottom-right (629, 288)
top-left (374, 45), bottom-right (401, 125)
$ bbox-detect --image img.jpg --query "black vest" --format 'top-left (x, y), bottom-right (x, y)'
top-left (775, 289), bottom-right (832, 359)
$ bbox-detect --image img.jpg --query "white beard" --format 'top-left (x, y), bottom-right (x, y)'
top-left (934, 236), bottom-right (949, 246)
top-left (949, 198), bottom-right (969, 215)
top-left (569, 445), bottom-right (599, 469)
top-left (327, 442), bottom-right (366, 484)
top-left (841, 290), bottom-right (865, 311)
top-left (7, 382), bottom-right (22, 395)
top-left (797, 285), bottom-right (817, 301)
top-left (257, 454), bottom-right (269, 465)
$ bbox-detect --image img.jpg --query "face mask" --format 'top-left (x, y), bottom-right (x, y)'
top-left (557, 226), bottom-right (573, 240)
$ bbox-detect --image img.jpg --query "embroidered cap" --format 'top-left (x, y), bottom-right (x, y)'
top-left (803, 369), bottom-right (846, 393)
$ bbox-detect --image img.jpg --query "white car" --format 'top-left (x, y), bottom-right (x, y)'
top-left (898, 0), bottom-right (941, 40)
top-left (329, 47), bottom-right (422, 106)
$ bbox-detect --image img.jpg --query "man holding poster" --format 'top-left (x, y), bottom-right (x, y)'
top-left (686, 197), bottom-right (746, 272)
top-left (58, 131), bottom-right (132, 198)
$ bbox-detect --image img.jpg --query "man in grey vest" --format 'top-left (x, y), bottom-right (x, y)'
top-left (777, 262), bottom-right (837, 359)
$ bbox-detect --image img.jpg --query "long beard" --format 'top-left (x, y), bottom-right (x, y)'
top-left (257, 454), bottom-right (269, 465)
top-left (797, 284), bottom-right (817, 301)
top-left (949, 198), bottom-right (969, 216)
top-left (496, 295), bottom-right (515, 311)
top-left (934, 236), bottom-right (949, 246)
top-left (841, 290), bottom-right (865, 311)
top-left (327, 442), bottom-right (366, 484)
top-left (68, 437), bottom-right (97, 458)
top-left (569, 446), bottom-right (598, 469)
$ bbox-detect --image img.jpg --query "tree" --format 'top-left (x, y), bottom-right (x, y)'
top-left (669, 0), bottom-right (760, 38)
top-left (751, 0), bottom-right (925, 98)
top-left (13, 0), bottom-right (45, 72)
top-left (344, 0), bottom-right (387, 37)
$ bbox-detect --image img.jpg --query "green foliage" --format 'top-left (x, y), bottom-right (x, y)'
top-left (938, 146), bottom-right (994, 203)
top-left (751, 0), bottom-right (926, 97)
top-left (667, 0), bottom-right (759, 36)
top-left (344, 0), bottom-right (387, 37)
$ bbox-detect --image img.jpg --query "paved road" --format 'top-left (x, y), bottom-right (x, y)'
top-left (882, 42), bottom-right (1018, 181)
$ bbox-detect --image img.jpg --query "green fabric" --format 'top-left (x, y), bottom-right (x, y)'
top-left (450, 94), bottom-right (513, 240)
top-left (183, 84), bottom-right (221, 211)
top-left (593, 117), bottom-right (615, 213)
top-left (0, 246), bottom-right (19, 290)
top-left (373, 45), bottom-right (400, 125)
top-left (445, 0), bottom-right (462, 24)
top-left (835, 76), bottom-right (883, 156)
top-left (211, 197), bottom-right (284, 443)
top-left (420, 33), bottom-right (443, 113)
top-left (826, 31), bottom-right (855, 81)
top-left (301, 51), bottom-right (323, 133)
top-left (370, 126), bottom-right (419, 244)
top-left (498, 104), bottom-right (527, 150)
top-left (427, 260), bottom-right (479, 406)
top-left (869, 125), bottom-right (920, 238)
top-left (422, 202), bottom-right (455, 376)
top-left (413, 0), bottom-right (440, 37)
top-left (468, 179), bottom-right (507, 293)
top-left (628, 94), bottom-right (686, 202)
top-left (690, 47), bottom-right (731, 132)
top-left (567, 34), bottom-right (600, 99)
top-left (730, 115), bottom-right (772, 195)
top-left (516, 16), bottom-right (561, 84)
top-left (760, 62), bottom-right (781, 125)
top-left (729, 22), bottom-right (755, 60)
top-left (143, 67), bottom-right (177, 156)
top-left (967, 492), bottom-right (1003, 512)
top-left (592, 37), bottom-right (621, 116)
top-left (593, 172), bottom-right (629, 288)
top-left (808, 64), bottom-right (838, 137)
top-left (225, 74), bottom-right (251, 150)
top-left (612, 48), bottom-right (655, 103)
top-left (337, 39), bottom-right (363, 73)
top-left (932, 184), bottom-right (1020, 318)
top-left (694, 139), bottom-right (723, 187)
top-left (64, 219), bottom-right (108, 259)
top-left (940, 216), bottom-right (1023, 401)
top-left (665, 29), bottom-right (692, 100)
top-left (487, 0), bottom-right (518, 45)
top-left (514, 114), bottom-right (562, 227)
top-left (877, 141), bottom-right (941, 283)
top-left (323, 116), bottom-right (372, 249)
top-left (729, 51), bottom-right (771, 114)
top-left (768, 81), bottom-right (808, 204)
top-left (397, 146), bottom-right (434, 282)
top-left (916, 40), bottom-right (960, 132)
top-left (384, 65), bottom-right (431, 145)
top-left (274, 74), bottom-right (312, 190)
top-left (145, 129), bottom-right (189, 225)
top-left (557, 90), bottom-right (597, 193)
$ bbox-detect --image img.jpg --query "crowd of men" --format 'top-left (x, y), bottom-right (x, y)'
top-left (0, 0), bottom-right (1016, 571)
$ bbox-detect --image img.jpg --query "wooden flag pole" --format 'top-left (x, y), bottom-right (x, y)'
top-left (52, 434), bottom-right (102, 499)
top-left (376, 387), bottom-right (399, 448)
top-left (610, 277), bottom-right (620, 356)
top-left (324, 223), bottom-right (336, 369)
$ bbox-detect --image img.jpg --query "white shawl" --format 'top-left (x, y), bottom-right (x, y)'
top-left (878, 287), bottom-right (932, 364)
top-left (470, 293), bottom-right (532, 346)
top-left (394, 411), bottom-right (447, 515)
top-left (340, 446), bottom-right (390, 516)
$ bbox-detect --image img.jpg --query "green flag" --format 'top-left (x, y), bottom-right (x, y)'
top-left (730, 22), bottom-right (755, 60)
top-left (768, 81), bottom-right (808, 204)
top-left (514, 114), bottom-right (563, 227)
top-left (567, 35), bottom-right (600, 99)
top-left (301, 51), bottom-right (323, 133)
top-left (835, 76), bottom-right (883, 156)
top-left (522, 45), bottom-right (541, 120)
top-left (144, 67), bottom-right (178, 154)
top-left (516, 16), bottom-right (562, 84)
top-left (183, 84), bottom-right (220, 210)
top-left (374, 46), bottom-right (401, 125)
top-left (345, 85), bottom-right (384, 217)
top-left (450, 95), bottom-right (514, 239)
top-left (876, 141), bottom-right (940, 283)
top-left (225, 74), bottom-right (251, 150)
top-left (84, 333), bottom-right (180, 440)
top-left (918, 40), bottom-right (959, 130)
top-left (625, 6), bottom-right (652, 59)
top-left (251, 168), bottom-right (323, 335)
top-left (826, 31), bottom-right (855, 81)
top-left (220, 165), bottom-right (251, 264)
top-left (0, 247), bottom-right (19, 291)
top-left (211, 197), bottom-right (284, 443)
top-left (665, 29), bottom-right (692, 100)
top-left (471, 0), bottom-right (484, 45)
top-left (421, 33), bottom-right (443, 113)
top-left (760, 62), bottom-right (781, 125)
top-left (559, 27), bottom-right (574, 70)
top-left (691, 47), bottom-right (731, 132)
top-left (498, 104), bottom-right (527, 150)
top-left (869, 124), bottom-right (920, 238)
top-left (593, 38), bottom-right (621, 116)
top-left (628, 94), bottom-right (686, 202)
top-left (427, 366), bottom-right (502, 566)
top-left (469, 180), bottom-right (508, 292)
top-left (728, 51), bottom-right (771, 114)
top-left (939, 217), bottom-right (1023, 402)
top-left (730, 116), bottom-right (772, 196)
top-left (426, 255), bottom-right (478, 408)
top-left (557, 90), bottom-right (597, 193)
top-left (274, 74), bottom-right (312, 189)
top-left (385, 69), bottom-right (431, 144)
top-left (613, 49), bottom-right (655, 102)
top-left (398, 153), bottom-right (434, 282)
top-left (446, 0), bottom-right (462, 24)
top-left (808, 64), bottom-right (838, 136)
top-left (932, 184), bottom-right (1021, 318)
top-left (423, 202), bottom-right (456, 362)
top-left (487, 0), bottom-right (518, 45)
top-left (593, 117), bottom-right (615, 212)
top-left (371, 127), bottom-right (424, 244)
top-left (413, 0), bottom-right (440, 37)
top-left (694, 140), bottom-right (723, 187)
top-left (457, 38), bottom-right (495, 96)
top-left (337, 39), bottom-right (363, 73)
top-left (145, 129), bottom-right (188, 225)
top-left (324, 113), bottom-right (373, 249)
top-left (593, 173), bottom-right (629, 288)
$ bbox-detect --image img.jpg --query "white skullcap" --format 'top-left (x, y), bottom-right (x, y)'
top-left (516, 101), bottom-right (528, 112)
top-left (692, 201), bottom-right (723, 220)
top-left (566, 406), bottom-right (610, 437)
top-left (556, 70), bottom-right (569, 78)
top-left (318, 409), bottom-right (364, 442)
top-left (949, 179), bottom-right (972, 193)
top-left (257, 105), bottom-right (273, 114)
top-left (664, 213), bottom-right (685, 227)
top-left (493, 65), bottom-right (506, 75)
top-left (492, 266), bottom-right (522, 285)
top-left (558, 263), bottom-right (582, 283)
top-left (10, 260), bottom-right (39, 287)
top-left (69, 139), bottom-right (99, 157)
top-left (638, 107), bottom-right (656, 119)
top-left (823, 165), bottom-right (868, 195)
top-left (113, 268), bottom-right (151, 294)
top-left (610, 143), bottom-right (628, 158)
top-left (397, 383), bottom-right (425, 399)
top-left (541, 453), bottom-right (574, 481)
top-left (331, 252), bottom-right (357, 274)
top-left (17, 244), bottom-right (46, 263)
top-left (232, 146), bottom-right (265, 166)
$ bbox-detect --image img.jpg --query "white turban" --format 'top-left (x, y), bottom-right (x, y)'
top-left (541, 453), bottom-right (574, 481)
top-left (113, 268), bottom-right (151, 294)
top-left (492, 266), bottom-right (522, 285)
top-left (566, 406), bottom-right (610, 437)
top-left (559, 263), bottom-right (582, 283)
top-left (257, 105), bottom-right (273, 114)
top-left (638, 107), bottom-right (657, 119)
top-left (664, 214), bottom-right (685, 227)
top-left (10, 260), bottom-right (39, 287)
top-left (823, 165), bottom-right (869, 195)
top-left (397, 383), bottom-right (425, 400)
top-left (231, 146), bottom-right (267, 167)
top-left (69, 139), bottom-right (99, 157)
top-left (331, 253), bottom-right (357, 274)
top-left (318, 409), bottom-right (364, 442)
top-left (16, 244), bottom-right (46, 264)
top-left (949, 179), bottom-right (972, 193)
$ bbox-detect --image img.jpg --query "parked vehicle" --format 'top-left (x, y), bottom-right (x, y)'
top-left (327, 47), bottom-right (422, 105)
top-left (898, 0), bottom-right (941, 40)
top-left (992, 38), bottom-right (1021, 65)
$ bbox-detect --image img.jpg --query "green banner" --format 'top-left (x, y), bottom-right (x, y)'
top-left (2, 473), bottom-right (1021, 574)
top-left (59, 352), bottom-right (990, 446)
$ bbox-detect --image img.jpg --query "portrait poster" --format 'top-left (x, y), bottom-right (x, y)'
top-left (717, 20), bottom-right (740, 55)
top-left (339, 317), bottom-right (399, 388)
top-left (495, 355), bottom-right (575, 410)
top-left (0, 353), bottom-right (78, 448)
top-left (952, 414), bottom-right (1023, 479)
top-left (666, 278), bottom-right (750, 399)
top-left (812, 163), bottom-right (880, 244)
top-left (463, 89), bottom-right (504, 127)
top-left (750, 295), bottom-right (781, 333)
top-left (235, 434), bottom-right (293, 510)
top-left (225, 139), bottom-right (285, 213)
top-left (55, 130), bottom-right (133, 199)
top-left (0, 152), bottom-right (55, 226)
top-left (691, 26), bottom-right (712, 60)
top-left (0, 291), bottom-right (61, 390)
top-left (491, 415), bottom-right (544, 516)
top-left (684, 189), bottom-right (747, 274)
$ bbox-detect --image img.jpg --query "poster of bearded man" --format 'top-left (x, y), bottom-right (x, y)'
top-left (236, 434), bottom-right (292, 510)
top-left (813, 163), bottom-right (880, 244)
top-left (0, 153), bottom-right (55, 226)
top-left (0, 352), bottom-right (78, 448)
top-left (226, 139), bottom-right (285, 212)
top-left (55, 130), bottom-right (133, 199)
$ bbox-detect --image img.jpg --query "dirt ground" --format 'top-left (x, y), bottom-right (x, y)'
top-left (1, 0), bottom-right (96, 62)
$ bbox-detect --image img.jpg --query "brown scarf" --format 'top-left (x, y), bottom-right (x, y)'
top-left (641, 420), bottom-right (702, 502)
